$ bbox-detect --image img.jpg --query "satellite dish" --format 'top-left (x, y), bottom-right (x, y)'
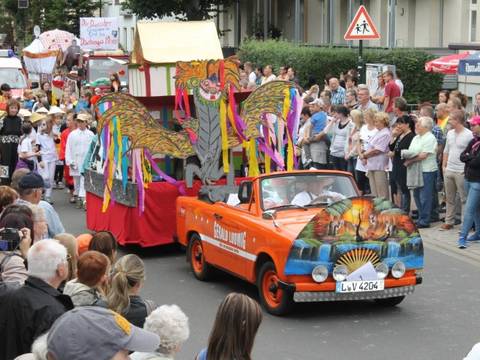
top-left (33, 25), bottom-right (41, 38)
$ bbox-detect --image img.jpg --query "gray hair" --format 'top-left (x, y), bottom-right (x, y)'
top-left (27, 239), bottom-right (67, 282)
top-left (144, 304), bottom-right (190, 355)
top-left (418, 116), bottom-right (434, 131)
top-left (32, 333), bottom-right (48, 360)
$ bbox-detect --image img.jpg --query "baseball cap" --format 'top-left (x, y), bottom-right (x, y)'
top-left (47, 307), bottom-right (160, 360)
top-left (18, 172), bottom-right (44, 189)
top-left (309, 98), bottom-right (324, 107)
top-left (469, 115), bottom-right (480, 126)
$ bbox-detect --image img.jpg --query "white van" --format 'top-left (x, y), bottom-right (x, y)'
top-left (0, 49), bottom-right (28, 98)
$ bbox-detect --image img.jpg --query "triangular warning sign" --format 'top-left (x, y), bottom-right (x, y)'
top-left (344, 5), bottom-right (380, 41)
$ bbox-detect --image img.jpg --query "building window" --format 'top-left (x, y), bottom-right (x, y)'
top-left (470, 1), bottom-right (478, 42)
top-left (114, 0), bottom-right (121, 5)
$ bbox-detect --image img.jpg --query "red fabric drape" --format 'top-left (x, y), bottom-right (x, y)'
top-left (86, 178), bottom-right (248, 247)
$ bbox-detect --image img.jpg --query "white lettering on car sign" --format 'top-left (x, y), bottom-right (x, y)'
top-left (213, 222), bottom-right (246, 250)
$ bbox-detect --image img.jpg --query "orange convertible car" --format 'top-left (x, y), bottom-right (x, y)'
top-left (176, 171), bottom-right (424, 315)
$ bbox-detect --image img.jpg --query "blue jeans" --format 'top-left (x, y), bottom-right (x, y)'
top-left (400, 191), bottom-right (411, 214)
top-left (459, 180), bottom-right (480, 239)
top-left (413, 171), bottom-right (437, 226)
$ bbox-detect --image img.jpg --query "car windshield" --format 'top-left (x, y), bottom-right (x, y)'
top-left (0, 68), bottom-right (27, 89)
top-left (88, 59), bottom-right (128, 85)
top-left (261, 174), bottom-right (358, 210)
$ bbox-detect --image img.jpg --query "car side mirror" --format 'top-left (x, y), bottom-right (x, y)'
top-left (238, 181), bottom-right (252, 204)
top-left (262, 210), bottom-right (276, 220)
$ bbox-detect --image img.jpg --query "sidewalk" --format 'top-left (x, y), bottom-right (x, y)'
top-left (420, 222), bottom-right (480, 268)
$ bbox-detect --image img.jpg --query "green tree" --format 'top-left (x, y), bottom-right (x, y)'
top-left (122, 0), bottom-right (234, 20)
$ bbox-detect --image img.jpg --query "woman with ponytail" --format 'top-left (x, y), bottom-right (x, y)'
top-left (98, 254), bottom-right (156, 327)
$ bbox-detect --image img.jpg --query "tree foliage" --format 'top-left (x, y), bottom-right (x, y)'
top-left (122, 0), bottom-right (234, 20)
top-left (239, 39), bottom-right (444, 104)
top-left (0, 0), bottom-right (101, 48)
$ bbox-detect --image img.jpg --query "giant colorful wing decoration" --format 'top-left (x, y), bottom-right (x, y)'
top-left (92, 58), bottom-right (302, 212)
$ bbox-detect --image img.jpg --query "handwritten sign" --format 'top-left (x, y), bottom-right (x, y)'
top-left (80, 17), bottom-right (119, 50)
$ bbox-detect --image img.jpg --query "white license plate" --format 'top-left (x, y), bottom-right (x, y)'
top-left (336, 280), bottom-right (384, 293)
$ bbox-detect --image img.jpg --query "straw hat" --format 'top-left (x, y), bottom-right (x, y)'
top-left (35, 107), bottom-right (49, 114)
top-left (30, 112), bottom-right (47, 124)
top-left (18, 108), bottom-right (32, 118)
top-left (76, 112), bottom-right (92, 122)
top-left (48, 106), bottom-right (65, 116)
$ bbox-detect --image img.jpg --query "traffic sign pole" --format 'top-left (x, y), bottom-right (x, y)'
top-left (344, 4), bottom-right (380, 85)
top-left (358, 0), bottom-right (364, 84)
top-left (358, 39), bottom-right (364, 84)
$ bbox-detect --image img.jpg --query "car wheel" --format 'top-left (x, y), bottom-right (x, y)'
top-left (188, 234), bottom-right (212, 281)
top-left (257, 261), bottom-right (293, 315)
top-left (374, 296), bottom-right (405, 307)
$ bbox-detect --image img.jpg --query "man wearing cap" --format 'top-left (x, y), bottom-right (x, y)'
top-left (47, 306), bottom-right (160, 360)
top-left (65, 112), bottom-right (95, 209)
top-left (0, 240), bottom-right (74, 359)
top-left (306, 98), bottom-right (330, 169)
top-left (16, 172), bottom-right (65, 237)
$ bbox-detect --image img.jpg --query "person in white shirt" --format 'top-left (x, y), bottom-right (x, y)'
top-left (261, 65), bottom-right (277, 85)
top-left (291, 177), bottom-right (345, 206)
top-left (65, 112), bottom-right (95, 209)
top-left (17, 122), bottom-right (40, 171)
top-left (244, 61), bottom-right (256, 85)
top-left (36, 118), bottom-right (59, 204)
top-left (441, 109), bottom-right (473, 230)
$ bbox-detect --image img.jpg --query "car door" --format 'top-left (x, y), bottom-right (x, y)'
top-left (205, 205), bottom-right (251, 279)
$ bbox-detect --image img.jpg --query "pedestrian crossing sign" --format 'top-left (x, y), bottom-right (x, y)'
top-left (344, 5), bottom-right (380, 41)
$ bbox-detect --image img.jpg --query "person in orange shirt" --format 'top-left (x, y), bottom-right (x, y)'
top-left (0, 83), bottom-right (12, 111)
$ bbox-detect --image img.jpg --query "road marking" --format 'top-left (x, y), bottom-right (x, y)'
top-left (200, 234), bottom-right (257, 262)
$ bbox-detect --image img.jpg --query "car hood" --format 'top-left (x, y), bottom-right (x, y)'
top-left (272, 211), bottom-right (318, 240)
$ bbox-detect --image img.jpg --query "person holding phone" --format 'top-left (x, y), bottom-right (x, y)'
top-left (0, 208), bottom-right (33, 285)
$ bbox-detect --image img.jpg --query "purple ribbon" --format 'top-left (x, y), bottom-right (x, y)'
top-left (144, 149), bottom-right (186, 195)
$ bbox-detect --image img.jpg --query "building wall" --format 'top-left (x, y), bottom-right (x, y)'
top-left (218, 0), bottom-right (476, 49)
top-left (101, 0), bottom-right (137, 52)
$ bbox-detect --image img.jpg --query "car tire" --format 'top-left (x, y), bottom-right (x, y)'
top-left (257, 261), bottom-right (293, 316)
top-left (374, 295), bottom-right (405, 307)
top-left (188, 234), bottom-right (212, 281)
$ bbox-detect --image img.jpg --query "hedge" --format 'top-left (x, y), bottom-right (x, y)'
top-left (238, 39), bottom-right (443, 104)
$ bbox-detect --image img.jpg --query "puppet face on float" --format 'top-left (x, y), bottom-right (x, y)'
top-left (198, 76), bottom-right (221, 102)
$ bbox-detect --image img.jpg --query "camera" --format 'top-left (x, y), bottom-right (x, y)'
top-left (0, 228), bottom-right (21, 252)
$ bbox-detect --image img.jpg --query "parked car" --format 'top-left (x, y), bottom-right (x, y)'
top-left (176, 170), bottom-right (424, 315)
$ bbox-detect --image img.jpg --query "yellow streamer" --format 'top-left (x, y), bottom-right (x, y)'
top-left (283, 89), bottom-right (294, 171)
top-left (286, 131), bottom-right (294, 171)
top-left (220, 99), bottom-right (229, 173)
top-left (248, 139), bottom-right (259, 177)
top-left (265, 154), bottom-right (271, 174)
top-left (102, 127), bottom-right (116, 212)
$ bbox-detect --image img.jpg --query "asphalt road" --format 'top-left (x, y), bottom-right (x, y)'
top-left (53, 189), bottom-right (480, 360)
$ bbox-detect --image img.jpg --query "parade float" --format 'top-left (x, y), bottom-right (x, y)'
top-left (85, 20), bottom-right (302, 247)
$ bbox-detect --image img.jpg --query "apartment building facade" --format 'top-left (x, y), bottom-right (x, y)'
top-left (218, 0), bottom-right (477, 49)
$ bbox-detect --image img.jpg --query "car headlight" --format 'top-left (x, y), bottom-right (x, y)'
top-left (392, 261), bottom-right (406, 279)
top-left (375, 262), bottom-right (389, 279)
top-left (332, 265), bottom-right (348, 281)
top-left (312, 265), bottom-right (328, 283)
